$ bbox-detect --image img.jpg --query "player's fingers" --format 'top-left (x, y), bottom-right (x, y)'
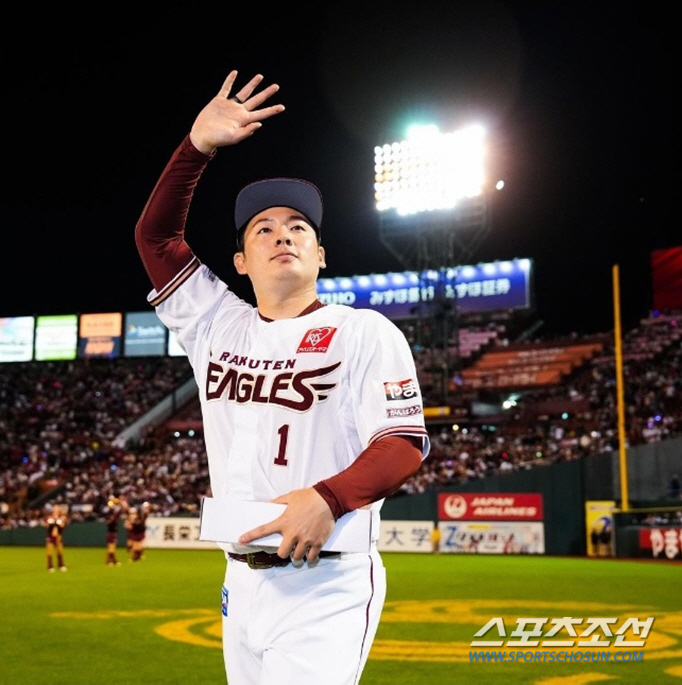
top-left (288, 540), bottom-right (308, 563)
top-left (217, 70), bottom-right (238, 99)
top-left (245, 83), bottom-right (281, 110)
top-left (239, 73), bottom-right (265, 98)
top-left (305, 544), bottom-right (322, 564)
top-left (232, 122), bottom-right (264, 141)
top-left (237, 523), bottom-right (272, 545)
top-left (228, 75), bottom-right (271, 109)
top-left (249, 104), bottom-right (285, 124)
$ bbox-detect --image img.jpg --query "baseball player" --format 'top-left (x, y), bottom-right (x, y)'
top-left (126, 501), bottom-right (151, 562)
top-left (135, 70), bottom-right (430, 685)
top-left (45, 504), bottom-right (68, 572)
top-left (104, 495), bottom-right (127, 565)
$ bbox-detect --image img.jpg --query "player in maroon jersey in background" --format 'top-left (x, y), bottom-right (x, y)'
top-left (126, 501), bottom-right (151, 562)
top-left (104, 495), bottom-right (128, 566)
top-left (45, 504), bottom-right (68, 572)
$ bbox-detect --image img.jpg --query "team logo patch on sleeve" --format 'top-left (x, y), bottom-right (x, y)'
top-left (297, 327), bottom-right (337, 353)
top-left (384, 379), bottom-right (419, 401)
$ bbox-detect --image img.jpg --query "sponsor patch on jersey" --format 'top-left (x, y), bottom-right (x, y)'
top-left (297, 327), bottom-right (338, 353)
top-left (387, 404), bottom-right (423, 418)
top-left (384, 379), bottom-right (419, 401)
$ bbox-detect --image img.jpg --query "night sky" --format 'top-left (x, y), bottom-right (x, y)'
top-left (3, 2), bottom-right (677, 338)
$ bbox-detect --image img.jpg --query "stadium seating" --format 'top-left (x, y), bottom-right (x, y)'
top-left (459, 339), bottom-right (606, 390)
top-left (1, 310), bottom-right (681, 528)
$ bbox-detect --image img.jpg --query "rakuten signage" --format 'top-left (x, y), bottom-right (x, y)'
top-left (439, 492), bottom-right (544, 521)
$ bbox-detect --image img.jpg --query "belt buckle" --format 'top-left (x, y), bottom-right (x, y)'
top-left (246, 552), bottom-right (273, 569)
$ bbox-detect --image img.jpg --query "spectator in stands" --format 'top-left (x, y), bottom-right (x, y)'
top-left (44, 504), bottom-right (68, 572)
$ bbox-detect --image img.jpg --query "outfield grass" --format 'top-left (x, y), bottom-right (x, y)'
top-left (1, 547), bottom-right (680, 684)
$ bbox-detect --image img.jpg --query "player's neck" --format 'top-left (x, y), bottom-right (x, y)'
top-left (256, 286), bottom-right (321, 321)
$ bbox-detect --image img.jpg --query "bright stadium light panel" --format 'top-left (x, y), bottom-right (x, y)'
top-left (374, 124), bottom-right (486, 216)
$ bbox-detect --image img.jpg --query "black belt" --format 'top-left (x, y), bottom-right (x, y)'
top-left (228, 550), bottom-right (340, 569)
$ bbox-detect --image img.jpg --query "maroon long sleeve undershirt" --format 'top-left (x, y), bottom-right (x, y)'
top-left (313, 436), bottom-right (423, 520)
top-left (135, 135), bottom-right (212, 292)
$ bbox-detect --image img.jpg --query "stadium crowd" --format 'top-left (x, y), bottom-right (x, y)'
top-left (404, 311), bottom-right (682, 494)
top-left (0, 357), bottom-right (195, 526)
top-left (1, 310), bottom-right (680, 529)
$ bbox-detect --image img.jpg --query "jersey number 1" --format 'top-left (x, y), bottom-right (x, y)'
top-left (274, 424), bottom-right (289, 466)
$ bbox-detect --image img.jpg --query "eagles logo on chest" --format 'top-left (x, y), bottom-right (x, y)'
top-left (205, 360), bottom-right (341, 411)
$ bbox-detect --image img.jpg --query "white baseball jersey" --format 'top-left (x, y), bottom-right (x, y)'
top-left (150, 262), bottom-right (430, 549)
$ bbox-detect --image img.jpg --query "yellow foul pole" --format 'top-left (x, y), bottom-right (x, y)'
top-left (612, 264), bottom-right (630, 511)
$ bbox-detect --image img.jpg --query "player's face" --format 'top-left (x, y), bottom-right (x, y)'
top-left (234, 206), bottom-right (326, 289)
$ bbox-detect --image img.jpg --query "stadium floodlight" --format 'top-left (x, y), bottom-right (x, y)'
top-left (374, 122), bottom-right (492, 272)
top-left (374, 124), bottom-right (486, 217)
top-left (373, 122), bottom-right (493, 404)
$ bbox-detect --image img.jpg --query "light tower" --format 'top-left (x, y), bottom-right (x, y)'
top-left (374, 123), bottom-right (492, 402)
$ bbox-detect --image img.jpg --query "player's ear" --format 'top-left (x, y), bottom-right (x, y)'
top-left (234, 251), bottom-right (247, 275)
top-left (318, 245), bottom-right (326, 269)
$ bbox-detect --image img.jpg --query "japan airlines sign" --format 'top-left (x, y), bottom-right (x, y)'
top-left (439, 493), bottom-right (544, 521)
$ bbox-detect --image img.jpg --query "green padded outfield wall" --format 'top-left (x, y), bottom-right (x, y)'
top-left (382, 457), bottom-right (588, 556)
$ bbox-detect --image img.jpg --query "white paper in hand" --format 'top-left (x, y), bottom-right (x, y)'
top-left (199, 496), bottom-right (372, 553)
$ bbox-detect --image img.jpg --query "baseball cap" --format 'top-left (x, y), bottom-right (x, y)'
top-left (234, 178), bottom-right (324, 241)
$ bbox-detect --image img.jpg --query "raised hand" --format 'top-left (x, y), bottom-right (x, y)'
top-left (189, 70), bottom-right (285, 155)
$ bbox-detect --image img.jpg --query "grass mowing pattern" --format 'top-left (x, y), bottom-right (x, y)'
top-left (1, 547), bottom-right (681, 684)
